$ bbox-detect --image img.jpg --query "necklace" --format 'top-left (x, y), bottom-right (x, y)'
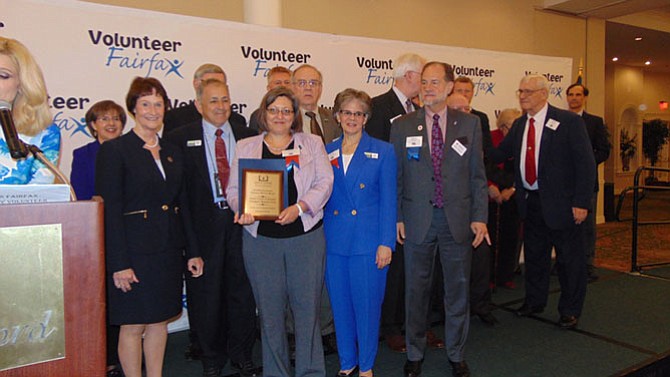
top-left (144, 135), bottom-right (159, 148)
top-left (264, 135), bottom-right (292, 154)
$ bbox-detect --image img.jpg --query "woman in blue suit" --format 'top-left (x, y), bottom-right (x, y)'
top-left (324, 89), bottom-right (397, 377)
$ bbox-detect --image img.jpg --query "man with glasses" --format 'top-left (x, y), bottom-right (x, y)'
top-left (490, 75), bottom-right (596, 330)
top-left (249, 66), bottom-right (292, 131)
top-left (292, 64), bottom-right (341, 145)
top-left (391, 61), bottom-right (489, 377)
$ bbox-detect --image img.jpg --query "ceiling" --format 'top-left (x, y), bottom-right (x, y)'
top-left (543, 0), bottom-right (670, 73)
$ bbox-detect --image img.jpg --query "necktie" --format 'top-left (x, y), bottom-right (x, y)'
top-left (525, 118), bottom-right (537, 186)
top-left (306, 111), bottom-right (326, 144)
top-left (215, 129), bottom-right (230, 197)
top-left (431, 114), bottom-right (444, 208)
top-left (405, 98), bottom-right (413, 113)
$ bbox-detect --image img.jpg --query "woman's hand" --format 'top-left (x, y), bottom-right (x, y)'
top-left (187, 257), bottom-right (204, 277)
top-left (235, 212), bottom-right (256, 225)
top-left (375, 245), bottom-right (392, 269)
top-left (275, 204), bottom-right (300, 226)
top-left (113, 268), bottom-right (139, 293)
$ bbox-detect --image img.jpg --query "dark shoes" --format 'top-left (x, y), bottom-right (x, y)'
top-left (558, 315), bottom-right (579, 329)
top-left (515, 303), bottom-right (544, 317)
top-left (403, 359), bottom-right (423, 377)
top-left (449, 360), bottom-right (471, 377)
top-left (106, 365), bottom-right (124, 377)
top-left (385, 334), bottom-right (407, 353)
top-left (231, 360), bottom-right (262, 377)
top-left (475, 312), bottom-right (499, 326)
top-left (322, 332), bottom-right (339, 355)
top-left (587, 265), bottom-right (599, 282)
top-left (202, 366), bottom-right (221, 377)
top-left (426, 330), bottom-right (445, 349)
top-left (336, 366), bottom-right (359, 377)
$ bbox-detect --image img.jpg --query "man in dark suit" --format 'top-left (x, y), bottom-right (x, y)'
top-left (163, 63), bottom-right (247, 134)
top-left (452, 77), bottom-right (498, 326)
top-left (248, 66), bottom-right (292, 132)
top-left (490, 75), bottom-right (596, 330)
top-left (566, 83), bottom-right (611, 281)
top-left (164, 79), bottom-right (260, 377)
top-left (391, 62), bottom-right (489, 377)
top-left (368, 53), bottom-right (447, 353)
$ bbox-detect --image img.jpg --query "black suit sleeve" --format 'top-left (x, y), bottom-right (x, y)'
top-left (587, 114), bottom-right (611, 165)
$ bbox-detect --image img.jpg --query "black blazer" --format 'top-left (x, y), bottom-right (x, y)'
top-left (163, 102), bottom-right (247, 134)
top-left (95, 131), bottom-right (199, 273)
top-left (491, 105), bottom-right (596, 230)
top-left (164, 119), bottom-right (257, 256)
top-left (367, 89), bottom-right (406, 142)
top-left (582, 111), bottom-right (611, 192)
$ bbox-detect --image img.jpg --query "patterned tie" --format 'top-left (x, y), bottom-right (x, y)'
top-left (405, 98), bottom-right (413, 113)
top-left (215, 129), bottom-right (230, 197)
top-left (525, 118), bottom-right (537, 186)
top-left (306, 111), bottom-right (326, 144)
top-left (431, 113), bottom-right (444, 208)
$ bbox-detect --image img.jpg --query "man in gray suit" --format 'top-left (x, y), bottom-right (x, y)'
top-left (292, 64), bottom-right (341, 144)
top-left (390, 62), bottom-right (489, 377)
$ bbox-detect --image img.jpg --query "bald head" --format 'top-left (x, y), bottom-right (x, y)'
top-left (447, 94), bottom-right (471, 113)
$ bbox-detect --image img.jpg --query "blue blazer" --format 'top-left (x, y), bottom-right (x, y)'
top-left (71, 140), bottom-right (101, 200)
top-left (324, 131), bottom-right (397, 256)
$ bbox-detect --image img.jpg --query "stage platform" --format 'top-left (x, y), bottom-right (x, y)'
top-left (163, 265), bottom-right (670, 377)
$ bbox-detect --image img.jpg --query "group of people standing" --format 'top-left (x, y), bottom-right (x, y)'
top-left (1, 35), bottom-right (609, 377)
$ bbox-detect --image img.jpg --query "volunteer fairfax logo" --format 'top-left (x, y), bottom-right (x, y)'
top-left (240, 46), bottom-right (312, 78)
top-left (525, 71), bottom-right (566, 99)
top-left (453, 64), bottom-right (497, 96)
top-left (357, 57), bottom-right (393, 86)
top-left (88, 30), bottom-right (185, 78)
top-left (53, 111), bottom-right (91, 138)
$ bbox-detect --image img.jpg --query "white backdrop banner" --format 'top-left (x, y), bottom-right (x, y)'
top-left (2, 0), bottom-right (573, 179)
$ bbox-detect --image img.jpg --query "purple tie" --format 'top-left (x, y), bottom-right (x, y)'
top-left (431, 113), bottom-right (444, 208)
top-left (405, 98), bottom-right (413, 113)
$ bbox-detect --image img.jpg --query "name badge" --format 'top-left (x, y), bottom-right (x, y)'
top-left (451, 140), bottom-right (467, 156)
top-left (406, 136), bottom-right (423, 148)
top-left (328, 149), bottom-right (340, 161)
top-left (282, 148), bottom-right (300, 157)
top-left (545, 119), bottom-right (560, 130)
top-left (364, 152), bottom-right (379, 159)
top-left (187, 139), bottom-right (202, 147)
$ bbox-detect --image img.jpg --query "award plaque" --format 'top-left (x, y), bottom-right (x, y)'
top-left (239, 159), bottom-right (288, 220)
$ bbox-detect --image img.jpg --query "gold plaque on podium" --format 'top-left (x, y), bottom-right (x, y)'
top-left (0, 224), bottom-right (65, 371)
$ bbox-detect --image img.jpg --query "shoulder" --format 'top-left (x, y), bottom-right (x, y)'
top-left (236, 133), bottom-right (264, 149)
top-left (231, 121), bottom-right (257, 139)
top-left (319, 107), bottom-right (333, 118)
top-left (73, 140), bottom-right (99, 157)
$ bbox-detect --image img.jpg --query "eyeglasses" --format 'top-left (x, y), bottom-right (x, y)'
top-left (266, 107), bottom-right (294, 116)
top-left (295, 79), bottom-right (321, 88)
top-left (338, 110), bottom-right (367, 119)
top-left (98, 115), bottom-right (122, 122)
top-left (516, 88), bottom-right (543, 97)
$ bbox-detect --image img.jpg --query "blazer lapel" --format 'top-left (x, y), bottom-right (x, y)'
top-left (187, 125), bottom-right (212, 190)
top-left (330, 138), bottom-right (348, 198)
top-left (344, 133), bottom-right (371, 198)
top-left (414, 109), bottom-right (433, 171)
top-left (538, 106), bottom-right (557, 172)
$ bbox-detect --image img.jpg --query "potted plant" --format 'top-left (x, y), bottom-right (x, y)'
top-left (642, 118), bottom-right (670, 184)
top-left (620, 129), bottom-right (637, 172)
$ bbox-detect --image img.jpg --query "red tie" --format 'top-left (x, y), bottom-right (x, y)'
top-left (215, 129), bottom-right (230, 197)
top-left (525, 118), bottom-right (537, 186)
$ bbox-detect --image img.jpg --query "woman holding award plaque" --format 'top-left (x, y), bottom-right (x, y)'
top-left (227, 86), bottom-right (333, 377)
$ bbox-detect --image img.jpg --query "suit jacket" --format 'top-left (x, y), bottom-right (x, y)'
top-left (163, 119), bottom-right (257, 256)
top-left (71, 140), bottom-right (101, 200)
top-left (302, 107), bottom-right (341, 144)
top-left (367, 88), bottom-right (406, 142)
top-left (390, 108), bottom-right (488, 245)
top-left (163, 101), bottom-right (247, 134)
top-left (227, 132), bottom-right (334, 237)
top-left (582, 111), bottom-right (611, 192)
top-left (491, 104), bottom-right (596, 230)
top-left (324, 131), bottom-right (397, 256)
top-left (95, 131), bottom-right (199, 273)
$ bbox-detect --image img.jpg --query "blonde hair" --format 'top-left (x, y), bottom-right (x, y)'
top-left (0, 37), bottom-right (52, 136)
top-left (496, 108), bottom-right (522, 130)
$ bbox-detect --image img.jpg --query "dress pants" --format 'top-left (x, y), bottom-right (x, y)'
top-left (405, 208), bottom-right (471, 362)
top-left (325, 253), bottom-right (387, 372)
top-left (523, 192), bottom-right (587, 317)
top-left (488, 199), bottom-right (521, 285)
top-left (469, 242), bottom-right (492, 315)
top-left (243, 229), bottom-right (326, 377)
top-left (189, 208), bottom-right (256, 368)
top-left (380, 242), bottom-right (405, 336)
top-left (583, 193), bottom-right (598, 266)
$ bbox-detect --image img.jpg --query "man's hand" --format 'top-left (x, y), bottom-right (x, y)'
top-left (396, 222), bottom-right (405, 245)
top-left (471, 221), bottom-right (491, 248)
top-left (572, 207), bottom-right (588, 224)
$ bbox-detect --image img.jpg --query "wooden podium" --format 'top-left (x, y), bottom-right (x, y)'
top-left (0, 201), bottom-right (106, 377)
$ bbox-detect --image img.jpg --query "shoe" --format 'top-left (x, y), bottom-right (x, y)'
top-left (385, 334), bottom-right (407, 353)
top-left (448, 360), bottom-right (471, 377)
top-left (106, 365), bottom-right (124, 377)
top-left (202, 365), bottom-right (221, 377)
top-left (587, 265), bottom-right (599, 282)
top-left (231, 360), bottom-right (262, 377)
top-left (515, 303), bottom-right (544, 317)
top-left (322, 333), bottom-right (338, 355)
top-left (558, 315), bottom-right (578, 329)
top-left (475, 312), bottom-right (499, 326)
top-left (336, 366), bottom-right (359, 376)
top-left (426, 330), bottom-right (445, 349)
top-left (185, 342), bottom-right (202, 361)
top-left (403, 359), bottom-right (423, 377)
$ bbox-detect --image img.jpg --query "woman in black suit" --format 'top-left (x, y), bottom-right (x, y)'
top-left (96, 77), bottom-right (203, 377)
